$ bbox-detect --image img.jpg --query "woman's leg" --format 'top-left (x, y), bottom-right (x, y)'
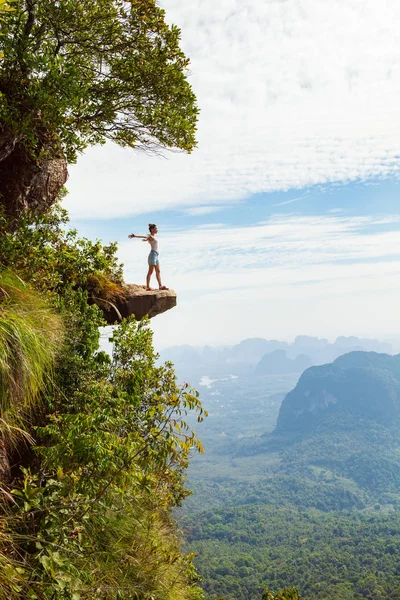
top-left (146, 265), bottom-right (155, 289)
top-left (155, 264), bottom-right (168, 289)
top-left (155, 264), bottom-right (162, 288)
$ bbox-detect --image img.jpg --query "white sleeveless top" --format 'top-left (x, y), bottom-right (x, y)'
top-left (148, 236), bottom-right (158, 252)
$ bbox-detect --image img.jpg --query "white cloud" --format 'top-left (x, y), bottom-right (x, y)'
top-left (65, 0), bottom-right (400, 218)
top-left (117, 214), bottom-right (400, 346)
top-left (184, 205), bottom-right (227, 216)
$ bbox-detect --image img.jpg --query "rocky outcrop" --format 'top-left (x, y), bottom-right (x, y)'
top-left (101, 285), bottom-right (177, 325)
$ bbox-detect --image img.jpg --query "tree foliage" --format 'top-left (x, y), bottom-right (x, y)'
top-left (0, 0), bottom-right (198, 161)
top-left (0, 1), bottom-right (13, 17)
top-left (262, 588), bottom-right (301, 600)
top-left (0, 208), bottom-right (206, 599)
top-left (186, 504), bottom-right (400, 600)
top-left (0, 204), bottom-right (122, 297)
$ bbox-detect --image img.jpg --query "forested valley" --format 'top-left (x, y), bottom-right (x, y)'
top-left (166, 346), bottom-right (400, 600)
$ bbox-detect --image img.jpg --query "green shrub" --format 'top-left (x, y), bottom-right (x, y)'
top-left (0, 206), bottom-right (205, 600)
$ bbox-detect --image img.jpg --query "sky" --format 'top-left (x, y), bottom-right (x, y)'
top-left (64, 0), bottom-right (400, 349)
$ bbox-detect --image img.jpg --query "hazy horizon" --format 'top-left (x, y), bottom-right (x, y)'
top-left (152, 332), bottom-right (400, 352)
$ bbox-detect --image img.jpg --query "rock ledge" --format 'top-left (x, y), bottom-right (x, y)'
top-left (102, 284), bottom-right (177, 325)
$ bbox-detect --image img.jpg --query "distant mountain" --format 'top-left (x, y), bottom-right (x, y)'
top-left (275, 351), bottom-right (400, 435)
top-left (287, 335), bottom-right (393, 364)
top-left (227, 338), bottom-right (288, 363)
top-left (269, 349), bottom-right (400, 499)
top-left (293, 335), bottom-right (329, 348)
top-left (334, 336), bottom-right (393, 352)
top-left (222, 350), bottom-right (400, 506)
top-left (254, 349), bottom-right (312, 375)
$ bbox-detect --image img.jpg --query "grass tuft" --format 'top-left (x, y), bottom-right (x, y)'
top-left (0, 271), bottom-right (63, 448)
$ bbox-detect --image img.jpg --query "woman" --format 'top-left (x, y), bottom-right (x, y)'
top-left (129, 224), bottom-right (169, 291)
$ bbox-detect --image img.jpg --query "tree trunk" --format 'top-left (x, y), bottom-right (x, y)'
top-left (0, 129), bottom-right (68, 218)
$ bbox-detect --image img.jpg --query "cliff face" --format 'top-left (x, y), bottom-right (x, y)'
top-left (275, 351), bottom-right (400, 435)
top-left (100, 285), bottom-right (177, 324)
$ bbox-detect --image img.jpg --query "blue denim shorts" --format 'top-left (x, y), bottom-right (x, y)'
top-left (148, 250), bottom-right (159, 266)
